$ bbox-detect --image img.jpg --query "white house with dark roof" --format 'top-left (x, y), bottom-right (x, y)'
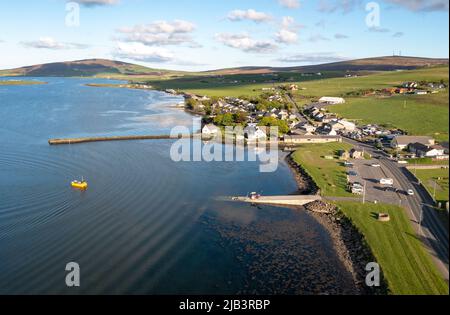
top-left (391, 136), bottom-right (435, 150)
top-left (202, 124), bottom-right (220, 136)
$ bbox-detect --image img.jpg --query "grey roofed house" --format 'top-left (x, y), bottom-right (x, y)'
top-left (391, 136), bottom-right (435, 149)
top-left (409, 142), bottom-right (429, 153)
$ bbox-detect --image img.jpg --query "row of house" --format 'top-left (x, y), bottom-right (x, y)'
top-left (202, 123), bottom-right (268, 141)
top-left (390, 136), bottom-right (448, 159)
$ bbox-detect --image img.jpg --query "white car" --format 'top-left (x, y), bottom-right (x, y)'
top-left (407, 189), bottom-right (415, 196)
top-left (371, 164), bottom-right (381, 168)
top-left (380, 178), bottom-right (394, 185)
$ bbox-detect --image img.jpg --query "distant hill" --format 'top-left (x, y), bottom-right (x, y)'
top-left (0, 59), bottom-right (180, 77)
top-left (207, 56), bottom-right (449, 75)
top-left (1, 56), bottom-right (448, 78)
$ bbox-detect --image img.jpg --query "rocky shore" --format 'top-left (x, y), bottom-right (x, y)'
top-left (287, 153), bottom-right (389, 294)
top-left (304, 201), bottom-right (389, 294)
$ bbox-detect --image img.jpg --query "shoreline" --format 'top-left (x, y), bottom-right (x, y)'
top-left (285, 152), bottom-right (389, 295)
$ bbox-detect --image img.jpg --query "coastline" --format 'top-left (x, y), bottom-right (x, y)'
top-left (285, 152), bottom-right (389, 295)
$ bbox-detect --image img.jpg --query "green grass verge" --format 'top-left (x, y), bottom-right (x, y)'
top-left (414, 168), bottom-right (449, 203)
top-left (291, 142), bottom-right (353, 197)
top-left (335, 201), bottom-right (449, 295)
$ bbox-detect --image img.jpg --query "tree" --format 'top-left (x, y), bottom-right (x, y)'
top-left (258, 117), bottom-right (290, 134)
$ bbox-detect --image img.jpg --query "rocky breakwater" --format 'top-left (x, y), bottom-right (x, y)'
top-left (286, 153), bottom-right (320, 195)
top-left (304, 200), bottom-right (389, 295)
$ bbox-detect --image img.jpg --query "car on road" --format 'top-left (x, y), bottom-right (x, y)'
top-left (344, 161), bottom-right (354, 167)
top-left (407, 189), bottom-right (415, 196)
top-left (371, 163), bottom-right (381, 168)
top-left (348, 171), bottom-right (358, 177)
top-left (380, 178), bottom-right (394, 185)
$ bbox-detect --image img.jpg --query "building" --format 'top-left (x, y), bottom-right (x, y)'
top-left (202, 124), bottom-right (220, 136)
top-left (245, 126), bottom-right (267, 141)
top-left (284, 135), bottom-right (342, 145)
top-left (319, 97), bottom-right (346, 105)
top-left (299, 123), bottom-right (316, 134)
top-left (391, 136), bottom-right (435, 150)
top-left (409, 143), bottom-right (446, 158)
top-left (402, 82), bottom-right (418, 89)
top-left (329, 120), bottom-right (356, 132)
top-left (350, 148), bottom-right (364, 159)
top-left (339, 150), bottom-right (350, 160)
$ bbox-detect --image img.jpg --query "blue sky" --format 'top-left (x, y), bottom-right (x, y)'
top-left (0, 0), bottom-right (448, 71)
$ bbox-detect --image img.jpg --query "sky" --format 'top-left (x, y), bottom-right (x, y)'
top-left (0, 0), bottom-right (448, 71)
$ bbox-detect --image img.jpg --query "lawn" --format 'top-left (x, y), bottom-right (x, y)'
top-left (291, 142), bottom-right (354, 197)
top-left (414, 168), bottom-right (449, 203)
top-left (335, 201), bottom-right (449, 295)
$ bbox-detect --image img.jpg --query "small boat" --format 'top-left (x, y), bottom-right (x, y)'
top-left (249, 192), bottom-right (261, 200)
top-left (71, 179), bottom-right (88, 190)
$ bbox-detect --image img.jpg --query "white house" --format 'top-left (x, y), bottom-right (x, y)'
top-left (319, 97), bottom-right (346, 105)
top-left (245, 126), bottom-right (267, 141)
top-left (338, 120), bottom-right (356, 132)
top-left (391, 136), bottom-right (435, 150)
top-left (202, 124), bottom-right (219, 136)
top-left (409, 143), bottom-right (446, 158)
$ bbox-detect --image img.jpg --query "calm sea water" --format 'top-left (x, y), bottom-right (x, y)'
top-left (0, 78), bottom-right (355, 294)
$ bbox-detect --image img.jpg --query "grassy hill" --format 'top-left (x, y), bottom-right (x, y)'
top-left (0, 59), bottom-right (187, 78)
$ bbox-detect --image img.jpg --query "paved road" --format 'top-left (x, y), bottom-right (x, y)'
top-left (286, 94), bottom-right (307, 123)
top-left (343, 137), bottom-right (449, 281)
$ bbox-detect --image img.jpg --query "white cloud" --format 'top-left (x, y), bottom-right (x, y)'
top-left (276, 17), bottom-right (299, 44)
top-left (215, 33), bottom-right (278, 53)
top-left (227, 9), bottom-right (272, 23)
top-left (21, 37), bottom-right (88, 50)
top-left (113, 42), bottom-right (174, 62)
top-left (278, 0), bottom-right (301, 9)
top-left (278, 52), bottom-right (347, 63)
top-left (117, 20), bottom-right (197, 46)
top-left (71, 0), bottom-right (118, 6)
top-left (385, 0), bottom-right (449, 12)
top-left (276, 29), bottom-right (298, 44)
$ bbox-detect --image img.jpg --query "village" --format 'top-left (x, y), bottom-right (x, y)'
top-left (164, 81), bottom-right (449, 165)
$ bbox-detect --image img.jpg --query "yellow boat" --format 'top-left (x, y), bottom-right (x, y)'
top-left (71, 180), bottom-right (88, 190)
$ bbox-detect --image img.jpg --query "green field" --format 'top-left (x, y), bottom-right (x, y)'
top-left (329, 92), bottom-right (449, 141)
top-left (296, 66), bottom-right (449, 97)
top-left (414, 168), bottom-right (449, 203)
top-left (292, 143), bottom-right (353, 197)
top-left (335, 201), bottom-right (448, 295)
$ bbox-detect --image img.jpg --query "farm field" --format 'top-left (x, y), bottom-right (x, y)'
top-left (329, 92), bottom-right (449, 141)
top-left (414, 168), bottom-right (449, 203)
